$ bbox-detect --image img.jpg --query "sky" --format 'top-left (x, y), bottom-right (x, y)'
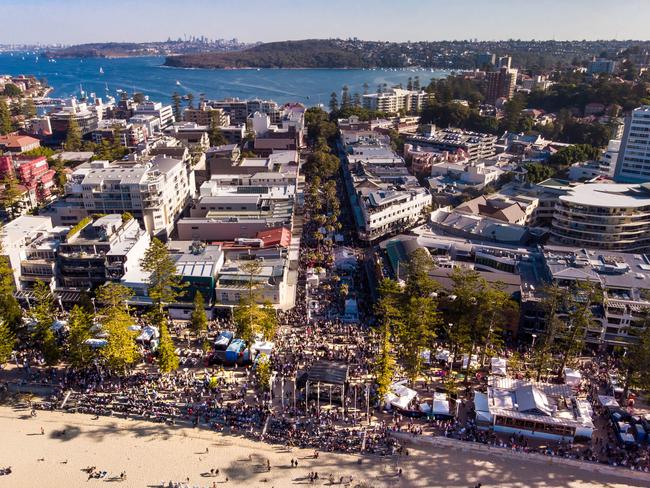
top-left (2, 0), bottom-right (650, 45)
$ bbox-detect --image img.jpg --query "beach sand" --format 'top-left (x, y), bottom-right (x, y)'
top-left (0, 405), bottom-right (646, 488)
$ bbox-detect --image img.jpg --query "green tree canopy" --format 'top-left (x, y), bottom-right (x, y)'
top-left (152, 310), bottom-right (178, 373)
top-left (141, 238), bottom-right (186, 310)
top-left (1, 174), bottom-right (24, 220)
top-left (29, 280), bottom-right (60, 365)
top-left (96, 282), bottom-right (138, 372)
top-left (0, 319), bottom-right (16, 366)
top-left (64, 115), bottom-right (82, 151)
top-left (66, 305), bottom-right (94, 369)
top-left (190, 291), bottom-right (208, 338)
top-left (0, 98), bottom-right (13, 134)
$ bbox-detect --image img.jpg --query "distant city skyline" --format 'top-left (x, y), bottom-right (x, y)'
top-left (2, 0), bottom-right (650, 45)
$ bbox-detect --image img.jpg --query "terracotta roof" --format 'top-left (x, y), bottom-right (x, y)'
top-left (256, 226), bottom-right (291, 248)
top-left (0, 133), bottom-right (40, 149)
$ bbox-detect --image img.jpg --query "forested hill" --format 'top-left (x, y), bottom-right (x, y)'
top-left (164, 40), bottom-right (374, 69)
top-left (163, 38), bottom-right (650, 70)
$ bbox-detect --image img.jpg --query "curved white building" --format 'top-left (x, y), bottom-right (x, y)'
top-left (551, 183), bottom-right (650, 252)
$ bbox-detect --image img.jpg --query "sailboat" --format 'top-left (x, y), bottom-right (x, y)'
top-left (99, 67), bottom-right (104, 74)
top-left (175, 80), bottom-right (181, 86)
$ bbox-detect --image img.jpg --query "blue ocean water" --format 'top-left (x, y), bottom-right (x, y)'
top-left (0, 54), bottom-right (449, 105)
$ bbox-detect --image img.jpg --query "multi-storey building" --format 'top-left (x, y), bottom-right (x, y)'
top-left (0, 155), bottom-right (56, 204)
top-left (342, 133), bottom-right (432, 243)
top-left (587, 58), bottom-right (617, 75)
top-left (178, 186), bottom-right (295, 241)
top-left (362, 88), bottom-right (428, 114)
top-left (215, 247), bottom-right (292, 309)
top-left (183, 103), bottom-right (229, 127)
top-left (57, 214), bottom-right (150, 289)
top-left (47, 155), bottom-right (193, 238)
top-left (91, 119), bottom-right (148, 147)
top-left (550, 182), bottom-right (650, 252)
top-left (542, 246), bottom-right (650, 349)
top-left (177, 151), bottom-right (298, 241)
top-left (207, 98), bottom-right (280, 125)
top-left (163, 122), bottom-right (210, 151)
top-left (49, 99), bottom-right (103, 140)
top-left (132, 100), bottom-right (175, 129)
top-left (486, 66), bottom-right (517, 104)
top-left (0, 215), bottom-right (57, 290)
top-left (614, 106), bottom-right (650, 183)
top-left (0, 133), bottom-right (41, 153)
top-left (407, 129), bottom-right (497, 162)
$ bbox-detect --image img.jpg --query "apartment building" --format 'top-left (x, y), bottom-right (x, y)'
top-left (407, 128), bottom-right (497, 162)
top-left (183, 102), bottom-right (229, 127)
top-left (0, 215), bottom-right (56, 290)
top-left (343, 133), bottom-right (431, 242)
top-left (486, 66), bottom-right (518, 104)
top-left (587, 58), bottom-right (617, 75)
top-left (57, 214), bottom-right (150, 289)
top-left (0, 155), bottom-right (56, 205)
top-left (47, 155), bottom-right (193, 237)
top-left (362, 88), bottom-right (428, 114)
top-left (614, 106), bottom-right (650, 183)
top-left (207, 98), bottom-right (280, 125)
top-left (542, 246), bottom-right (650, 348)
top-left (132, 100), bottom-right (175, 129)
top-left (550, 182), bottom-right (650, 252)
top-left (92, 119), bottom-right (148, 147)
top-left (163, 122), bottom-right (210, 151)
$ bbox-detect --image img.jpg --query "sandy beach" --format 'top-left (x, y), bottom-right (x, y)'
top-left (0, 405), bottom-right (647, 488)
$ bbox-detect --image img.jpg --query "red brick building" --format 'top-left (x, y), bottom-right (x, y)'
top-left (0, 154), bottom-right (56, 204)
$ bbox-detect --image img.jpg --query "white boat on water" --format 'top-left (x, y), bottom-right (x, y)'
top-left (99, 67), bottom-right (104, 74)
top-left (176, 80), bottom-right (181, 85)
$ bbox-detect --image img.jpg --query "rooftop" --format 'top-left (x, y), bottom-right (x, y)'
top-left (560, 183), bottom-right (650, 208)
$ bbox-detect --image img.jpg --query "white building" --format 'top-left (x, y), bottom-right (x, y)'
top-left (428, 161), bottom-right (503, 190)
top-left (359, 187), bottom-right (432, 241)
top-left (0, 215), bottom-right (55, 290)
top-left (362, 88), bottom-right (427, 114)
top-left (615, 106), bottom-right (650, 183)
top-left (568, 139), bottom-right (620, 182)
top-left (133, 101), bottom-right (175, 129)
top-left (214, 247), bottom-right (293, 309)
top-left (551, 182), bottom-right (650, 252)
top-left (55, 155), bottom-right (192, 238)
top-left (476, 377), bottom-right (594, 442)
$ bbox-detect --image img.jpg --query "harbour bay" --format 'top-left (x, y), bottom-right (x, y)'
top-left (0, 54), bottom-right (448, 104)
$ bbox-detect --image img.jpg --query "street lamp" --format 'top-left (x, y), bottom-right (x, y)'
top-left (531, 333), bottom-right (537, 349)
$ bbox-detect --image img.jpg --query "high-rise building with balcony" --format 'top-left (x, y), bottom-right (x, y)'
top-left (46, 155), bottom-right (193, 238)
top-left (362, 88), bottom-right (428, 114)
top-left (614, 106), bottom-right (650, 183)
top-left (550, 182), bottom-right (650, 252)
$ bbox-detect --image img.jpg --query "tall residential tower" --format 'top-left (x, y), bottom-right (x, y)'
top-left (615, 106), bottom-right (650, 182)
